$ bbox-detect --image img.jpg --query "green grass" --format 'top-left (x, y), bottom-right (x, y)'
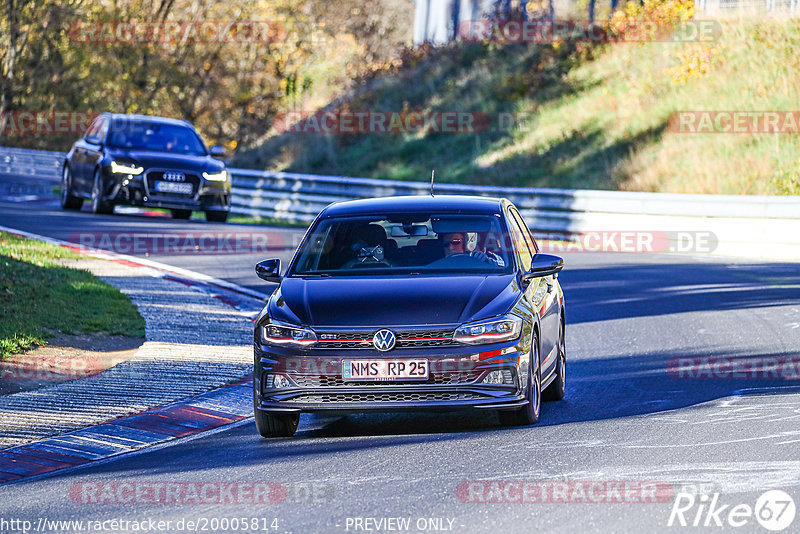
top-left (227, 215), bottom-right (310, 228)
top-left (234, 17), bottom-right (800, 194)
top-left (0, 232), bottom-right (145, 359)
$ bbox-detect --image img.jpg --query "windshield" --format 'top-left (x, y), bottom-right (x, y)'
top-left (291, 213), bottom-right (515, 276)
top-left (107, 121), bottom-right (207, 156)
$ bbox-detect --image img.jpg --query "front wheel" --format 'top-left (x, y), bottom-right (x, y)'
top-left (60, 165), bottom-right (83, 210)
top-left (91, 169), bottom-right (114, 215)
top-left (499, 332), bottom-right (541, 426)
top-left (170, 209), bottom-right (192, 220)
top-left (543, 318), bottom-right (566, 401)
top-left (254, 388), bottom-right (298, 437)
top-left (205, 210), bottom-right (228, 223)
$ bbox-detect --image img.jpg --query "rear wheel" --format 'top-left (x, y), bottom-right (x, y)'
top-left (543, 318), bottom-right (566, 401)
top-left (253, 387), bottom-right (298, 437)
top-left (170, 209), bottom-right (192, 220)
top-left (205, 210), bottom-right (228, 223)
top-left (60, 165), bottom-right (83, 210)
top-left (499, 332), bottom-right (541, 426)
top-left (91, 168), bottom-right (114, 215)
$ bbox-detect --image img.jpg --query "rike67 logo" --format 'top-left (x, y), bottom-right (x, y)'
top-left (668, 490), bottom-right (796, 531)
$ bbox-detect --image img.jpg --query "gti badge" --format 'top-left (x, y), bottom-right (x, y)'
top-left (163, 171), bottom-right (185, 182)
top-left (372, 329), bottom-right (396, 351)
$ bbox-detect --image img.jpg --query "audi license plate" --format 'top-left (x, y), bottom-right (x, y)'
top-left (342, 359), bottom-right (428, 381)
top-left (154, 181), bottom-right (193, 194)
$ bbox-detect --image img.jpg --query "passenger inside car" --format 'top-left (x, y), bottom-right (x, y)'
top-left (294, 214), bottom-right (512, 273)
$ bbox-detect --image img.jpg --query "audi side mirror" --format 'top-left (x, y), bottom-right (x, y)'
top-left (521, 254), bottom-right (564, 287)
top-left (255, 258), bottom-right (282, 283)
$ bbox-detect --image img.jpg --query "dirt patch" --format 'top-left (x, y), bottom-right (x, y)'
top-left (0, 334), bottom-right (144, 395)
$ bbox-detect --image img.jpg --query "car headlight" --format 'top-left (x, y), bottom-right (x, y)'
top-left (110, 161), bottom-right (144, 175)
top-left (202, 170), bottom-right (228, 182)
top-left (262, 321), bottom-right (317, 347)
top-left (454, 314), bottom-right (523, 345)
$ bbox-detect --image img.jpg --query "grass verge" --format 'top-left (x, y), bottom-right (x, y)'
top-left (227, 215), bottom-right (310, 228)
top-left (0, 231), bottom-right (146, 359)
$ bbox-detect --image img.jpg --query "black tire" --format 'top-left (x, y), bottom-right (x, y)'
top-left (91, 168), bottom-right (114, 215)
top-left (543, 318), bottom-right (566, 402)
top-left (205, 210), bottom-right (228, 223)
top-left (253, 387), bottom-right (299, 437)
top-left (60, 165), bottom-right (83, 210)
top-left (499, 331), bottom-right (541, 426)
top-left (170, 209), bottom-right (192, 220)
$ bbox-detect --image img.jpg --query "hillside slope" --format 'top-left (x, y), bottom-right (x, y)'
top-left (234, 17), bottom-right (800, 195)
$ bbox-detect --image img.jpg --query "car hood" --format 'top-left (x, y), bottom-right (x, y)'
top-left (106, 148), bottom-right (223, 173)
top-left (269, 274), bottom-right (520, 327)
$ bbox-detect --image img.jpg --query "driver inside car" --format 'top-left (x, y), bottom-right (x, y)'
top-left (441, 232), bottom-right (505, 267)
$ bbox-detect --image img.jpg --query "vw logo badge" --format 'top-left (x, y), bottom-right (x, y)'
top-left (372, 329), bottom-right (396, 351)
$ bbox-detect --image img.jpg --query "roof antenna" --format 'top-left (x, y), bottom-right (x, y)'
top-left (430, 169), bottom-right (435, 196)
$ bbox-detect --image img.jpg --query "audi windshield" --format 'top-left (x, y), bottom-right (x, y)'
top-left (107, 120), bottom-right (207, 156)
top-left (290, 214), bottom-right (515, 275)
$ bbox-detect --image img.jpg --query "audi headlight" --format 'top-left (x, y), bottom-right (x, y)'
top-left (454, 314), bottom-right (523, 345)
top-left (110, 161), bottom-right (144, 175)
top-left (202, 170), bottom-right (228, 182)
top-left (262, 321), bottom-right (317, 347)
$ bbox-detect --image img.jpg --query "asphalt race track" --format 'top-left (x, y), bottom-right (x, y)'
top-left (1, 171), bottom-right (800, 533)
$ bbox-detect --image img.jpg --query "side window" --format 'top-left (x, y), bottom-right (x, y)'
top-left (510, 208), bottom-right (538, 254)
top-left (506, 210), bottom-right (534, 270)
top-left (84, 117), bottom-right (105, 143)
top-left (96, 117), bottom-right (109, 143)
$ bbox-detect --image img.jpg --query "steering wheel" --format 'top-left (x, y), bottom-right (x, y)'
top-left (451, 250), bottom-right (503, 266)
top-left (340, 258), bottom-right (393, 269)
top-left (340, 246), bottom-right (393, 269)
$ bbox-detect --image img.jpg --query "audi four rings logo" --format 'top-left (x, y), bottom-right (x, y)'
top-left (373, 329), bottom-right (396, 351)
top-left (163, 171), bottom-right (185, 182)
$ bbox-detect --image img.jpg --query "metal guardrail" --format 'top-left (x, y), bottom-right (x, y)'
top-left (695, 0), bottom-right (800, 15)
top-left (1, 145), bottom-right (799, 259)
top-left (228, 167), bottom-right (800, 222)
top-left (0, 146), bottom-right (63, 179)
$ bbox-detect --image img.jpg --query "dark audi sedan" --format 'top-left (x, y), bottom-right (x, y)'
top-left (61, 113), bottom-right (231, 222)
top-left (253, 195), bottom-right (565, 437)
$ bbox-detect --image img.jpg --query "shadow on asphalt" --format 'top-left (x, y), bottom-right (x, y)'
top-left (560, 260), bottom-right (800, 324)
top-left (7, 259), bottom-right (800, 477)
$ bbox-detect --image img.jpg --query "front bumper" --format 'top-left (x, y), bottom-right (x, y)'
top-left (102, 168), bottom-right (230, 211)
top-left (256, 389), bottom-right (528, 415)
top-left (254, 341), bottom-right (527, 415)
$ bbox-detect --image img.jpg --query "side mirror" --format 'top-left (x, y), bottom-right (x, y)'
top-left (521, 254), bottom-right (564, 287)
top-left (210, 145), bottom-right (226, 157)
top-left (255, 258), bottom-right (282, 283)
